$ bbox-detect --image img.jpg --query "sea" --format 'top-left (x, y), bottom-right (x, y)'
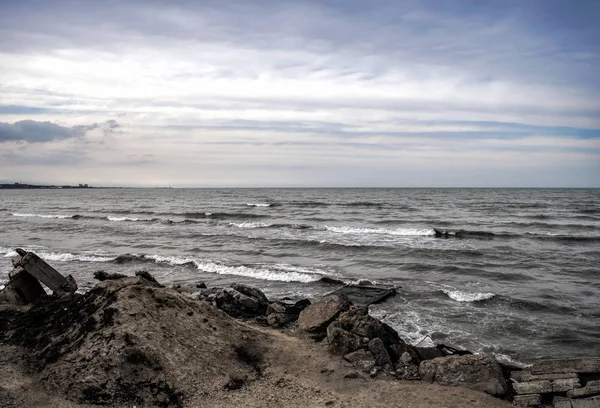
top-left (1, 188), bottom-right (598, 365)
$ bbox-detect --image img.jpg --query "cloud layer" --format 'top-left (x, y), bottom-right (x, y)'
top-left (0, 0), bottom-right (598, 186)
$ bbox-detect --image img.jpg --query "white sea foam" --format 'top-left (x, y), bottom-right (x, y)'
top-left (12, 213), bottom-right (71, 219)
top-left (442, 289), bottom-right (495, 302)
top-left (325, 226), bottom-right (435, 236)
top-left (195, 261), bottom-right (321, 283)
top-left (246, 203), bottom-right (271, 207)
top-left (145, 254), bottom-right (195, 265)
top-left (230, 222), bottom-right (271, 229)
top-left (37, 252), bottom-right (115, 262)
top-left (107, 216), bottom-right (154, 222)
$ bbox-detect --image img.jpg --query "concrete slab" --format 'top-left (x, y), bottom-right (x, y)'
top-left (328, 285), bottom-right (396, 306)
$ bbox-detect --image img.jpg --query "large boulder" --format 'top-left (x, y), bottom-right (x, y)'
top-left (298, 294), bottom-right (351, 336)
top-left (419, 354), bottom-right (508, 397)
top-left (368, 338), bottom-right (393, 368)
top-left (336, 305), bottom-right (401, 348)
top-left (326, 321), bottom-right (363, 355)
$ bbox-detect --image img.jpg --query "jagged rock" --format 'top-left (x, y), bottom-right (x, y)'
top-left (390, 343), bottom-right (422, 365)
top-left (287, 299), bottom-right (311, 315)
top-left (231, 284), bottom-right (268, 310)
top-left (344, 349), bottom-right (377, 372)
top-left (336, 305), bottom-right (402, 348)
top-left (327, 321), bottom-right (362, 355)
top-left (394, 363), bottom-right (421, 380)
top-left (135, 270), bottom-right (163, 287)
top-left (419, 354), bottom-right (508, 397)
top-left (368, 338), bottom-right (393, 368)
top-left (266, 312), bottom-right (294, 328)
top-left (94, 271), bottom-right (128, 281)
top-left (298, 294), bottom-right (351, 336)
top-left (266, 302), bottom-right (287, 315)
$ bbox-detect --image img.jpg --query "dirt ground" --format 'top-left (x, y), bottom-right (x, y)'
top-left (0, 278), bottom-right (511, 408)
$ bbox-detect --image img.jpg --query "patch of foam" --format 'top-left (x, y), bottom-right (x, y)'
top-left (12, 213), bottom-right (71, 219)
top-left (107, 216), bottom-right (154, 222)
top-left (38, 252), bottom-right (115, 262)
top-left (195, 261), bottom-right (320, 283)
top-left (442, 289), bottom-right (495, 302)
top-left (230, 222), bottom-right (271, 229)
top-left (145, 254), bottom-right (195, 265)
top-left (246, 203), bottom-right (271, 207)
top-left (325, 226), bottom-right (435, 236)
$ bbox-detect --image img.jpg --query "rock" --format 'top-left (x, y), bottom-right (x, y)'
top-left (514, 370), bottom-right (579, 382)
top-left (7, 267), bottom-right (46, 303)
top-left (94, 271), bottom-right (127, 281)
top-left (287, 299), bottom-right (311, 315)
top-left (135, 270), bottom-right (163, 287)
top-left (266, 312), bottom-right (294, 328)
top-left (326, 321), bottom-right (362, 356)
top-left (328, 285), bottom-right (397, 306)
top-left (513, 394), bottom-right (541, 406)
top-left (297, 294), bottom-right (351, 336)
top-left (394, 363), bottom-right (421, 380)
top-left (390, 343), bottom-right (422, 365)
top-left (231, 284), bottom-right (269, 309)
top-left (344, 370), bottom-right (361, 379)
top-left (368, 338), bottom-right (393, 368)
top-left (266, 302), bottom-right (287, 315)
top-left (513, 380), bottom-right (553, 394)
top-left (343, 350), bottom-right (377, 373)
top-left (400, 351), bottom-right (412, 364)
top-left (567, 380), bottom-right (600, 398)
top-left (336, 305), bottom-right (402, 348)
top-left (419, 354), bottom-right (508, 397)
top-left (532, 358), bottom-right (600, 374)
top-left (555, 396), bottom-right (600, 408)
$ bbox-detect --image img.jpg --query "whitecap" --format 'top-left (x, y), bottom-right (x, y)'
top-left (230, 222), bottom-right (271, 229)
top-left (246, 203), bottom-right (271, 207)
top-left (442, 289), bottom-right (495, 302)
top-left (107, 216), bottom-right (154, 222)
top-left (195, 261), bottom-right (320, 283)
top-left (12, 213), bottom-right (71, 219)
top-left (325, 226), bottom-right (435, 236)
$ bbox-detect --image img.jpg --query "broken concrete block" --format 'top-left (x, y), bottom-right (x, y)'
top-left (552, 378), bottom-right (581, 392)
top-left (571, 396), bottom-right (600, 408)
top-left (8, 267), bottom-right (46, 303)
top-left (554, 396), bottom-right (573, 408)
top-left (532, 358), bottom-right (600, 374)
top-left (567, 380), bottom-right (600, 398)
top-left (20, 251), bottom-right (77, 295)
top-left (513, 394), bottom-right (541, 406)
top-left (513, 379), bottom-right (552, 394)
top-left (518, 370), bottom-right (579, 382)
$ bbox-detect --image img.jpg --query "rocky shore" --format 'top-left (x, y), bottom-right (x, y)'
top-left (0, 250), bottom-right (598, 408)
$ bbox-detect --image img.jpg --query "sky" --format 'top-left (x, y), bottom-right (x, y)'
top-left (0, 0), bottom-right (599, 187)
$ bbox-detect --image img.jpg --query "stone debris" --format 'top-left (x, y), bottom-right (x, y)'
top-left (509, 359), bottom-right (600, 407)
top-left (0, 249), bottom-right (77, 304)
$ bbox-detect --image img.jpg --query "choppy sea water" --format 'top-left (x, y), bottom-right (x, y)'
top-left (1, 188), bottom-right (598, 365)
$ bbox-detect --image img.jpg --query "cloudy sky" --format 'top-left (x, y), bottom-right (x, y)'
top-left (0, 0), bottom-right (599, 187)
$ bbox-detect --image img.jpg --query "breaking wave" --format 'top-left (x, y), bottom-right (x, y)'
top-left (441, 289), bottom-right (495, 303)
top-left (12, 213), bottom-right (73, 219)
top-left (326, 226), bottom-right (435, 236)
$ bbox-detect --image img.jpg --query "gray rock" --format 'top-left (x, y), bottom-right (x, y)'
top-left (231, 283), bottom-right (269, 308)
top-left (368, 338), bottom-right (393, 368)
top-left (343, 349), bottom-right (377, 372)
top-left (336, 305), bottom-right (401, 348)
top-left (327, 321), bottom-right (362, 356)
top-left (419, 354), bottom-right (507, 397)
top-left (532, 358), bottom-right (600, 375)
top-left (298, 294), bottom-right (351, 335)
top-left (266, 312), bottom-right (294, 328)
top-left (513, 394), bottom-right (541, 407)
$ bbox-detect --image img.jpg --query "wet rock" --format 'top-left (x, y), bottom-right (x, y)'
top-left (419, 354), bottom-right (508, 397)
top-left (94, 271), bottom-right (127, 281)
top-left (231, 284), bottom-right (268, 311)
top-left (336, 305), bottom-right (402, 348)
top-left (326, 321), bottom-right (362, 356)
top-left (298, 294), bottom-right (351, 336)
top-left (135, 270), bottom-right (163, 287)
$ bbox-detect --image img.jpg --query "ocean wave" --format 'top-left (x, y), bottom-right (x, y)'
top-left (326, 226), bottom-right (435, 236)
top-left (441, 289), bottom-right (495, 302)
top-left (195, 261), bottom-right (320, 283)
top-left (246, 203), bottom-right (277, 207)
top-left (107, 216), bottom-right (157, 222)
top-left (229, 222), bottom-right (271, 229)
top-left (12, 212), bottom-right (73, 219)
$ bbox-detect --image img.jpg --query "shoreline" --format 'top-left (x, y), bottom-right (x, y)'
top-left (1, 252), bottom-right (599, 407)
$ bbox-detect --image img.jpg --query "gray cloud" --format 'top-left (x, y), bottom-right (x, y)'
top-left (0, 119), bottom-right (120, 143)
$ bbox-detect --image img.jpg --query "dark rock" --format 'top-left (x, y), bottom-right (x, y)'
top-left (196, 282), bottom-right (207, 289)
top-left (297, 294), bottom-right (351, 336)
top-left (135, 271), bottom-right (163, 287)
top-left (266, 302), bottom-right (287, 316)
top-left (231, 284), bottom-right (269, 309)
top-left (287, 298), bottom-right (311, 315)
top-left (415, 346), bottom-right (444, 361)
top-left (94, 271), bottom-right (128, 281)
top-left (328, 285), bottom-right (397, 306)
top-left (336, 305), bottom-right (402, 348)
top-left (343, 350), bottom-right (377, 373)
top-left (266, 312), bottom-right (294, 328)
top-left (394, 363), bottom-right (421, 380)
top-left (326, 321), bottom-right (362, 356)
top-left (390, 343), bottom-right (422, 365)
top-left (419, 354), bottom-right (508, 397)
top-left (368, 338), bottom-right (393, 368)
